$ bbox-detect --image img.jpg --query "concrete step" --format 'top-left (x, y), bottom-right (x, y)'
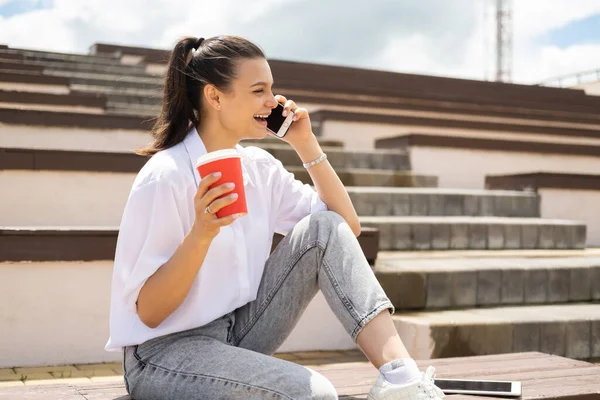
top-left (0, 171), bottom-right (434, 227)
top-left (394, 303), bottom-right (600, 360)
top-left (23, 58), bottom-right (151, 77)
top-left (373, 250), bottom-right (600, 311)
top-left (256, 143), bottom-right (409, 171)
top-left (347, 187), bottom-right (539, 217)
top-left (289, 167), bottom-right (436, 187)
top-left (359, 216), bottom-right (587, 250)
top-left (45, 69), bottom-right (161, 86)
top-left (106, 101), bottom-right (160, 116)
top-left (70, 84), bottom-right (160, 98)
top-left (69, 76), bottom-right (162, 91)
top-left (0, 258), bottom-right (355, 367)
top-left (0, 49), bottom-right (123, 67)
top-left (240, 137), bottom-right (345, 148)
top-left (0, 226), bottom-right (375, 263)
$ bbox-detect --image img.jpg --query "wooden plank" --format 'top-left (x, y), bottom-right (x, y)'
top-left (319, 353), bottom-right (588, 383)
top-left (0, 383), bottom-right (85, 399)
top-left (1, 353), bottom-right (598, 399)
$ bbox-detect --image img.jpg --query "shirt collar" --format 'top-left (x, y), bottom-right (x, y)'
top-left (183, 125), bottom-right (254, 188)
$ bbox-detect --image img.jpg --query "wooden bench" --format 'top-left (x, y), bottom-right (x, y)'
top-left (1, 352), bottom-right (598, 399)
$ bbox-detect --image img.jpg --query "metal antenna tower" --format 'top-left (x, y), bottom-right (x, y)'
top-left (495, 0), bottom-right (513, 82)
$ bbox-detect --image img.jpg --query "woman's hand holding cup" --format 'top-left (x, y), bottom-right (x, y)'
top-left (191, 172), bottom-right (241, 243)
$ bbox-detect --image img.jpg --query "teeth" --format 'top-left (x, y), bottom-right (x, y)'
top-left (254, 114), bottom-right (268, 118)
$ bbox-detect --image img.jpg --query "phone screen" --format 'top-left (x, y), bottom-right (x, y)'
top-left (435, 379), bottom-right (512, 392)
top-left (266, 103), bottom-right (289, 135)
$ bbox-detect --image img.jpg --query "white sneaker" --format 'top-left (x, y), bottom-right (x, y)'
top-left (367, 366), bottom-right (446, 400)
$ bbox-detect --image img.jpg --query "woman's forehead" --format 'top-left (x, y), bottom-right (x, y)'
top-left (236, 58), bottom-right (273, 85)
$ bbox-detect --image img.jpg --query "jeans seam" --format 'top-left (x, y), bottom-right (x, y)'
top-left (319, 243), bottom-right (362, 324)
top-left (232, 240), bottom-right (319, 345)
top-left (123, 348), bottom-right (130, 393)
top-left (132, 347), bottom-right (293, 399)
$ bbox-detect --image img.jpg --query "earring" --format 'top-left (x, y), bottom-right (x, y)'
top-left (217, 104), bottom-right (220, 109)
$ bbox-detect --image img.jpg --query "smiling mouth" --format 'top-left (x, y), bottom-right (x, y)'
top-left (254, 116), bottom-right (268, 127)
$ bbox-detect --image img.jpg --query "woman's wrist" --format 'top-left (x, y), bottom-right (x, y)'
top-left (292, 134), bottom-right (323, 163)
top-left (189, 224), bottom-right (213, 247)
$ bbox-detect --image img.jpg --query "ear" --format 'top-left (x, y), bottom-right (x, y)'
top-left (203, 84), bottom-right (221, 110)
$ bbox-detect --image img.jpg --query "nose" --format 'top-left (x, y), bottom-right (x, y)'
top-left (266, 94), bottom-right (278, 109)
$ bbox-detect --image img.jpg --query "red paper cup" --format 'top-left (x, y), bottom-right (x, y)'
top-left (196, 149), bottom-right (248, 218)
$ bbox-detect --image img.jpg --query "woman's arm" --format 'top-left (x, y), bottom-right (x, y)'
top-left (136, 173), bottom-right (240, 329)
top-left (291, 135), bottom-right (361, 237)
top-left (136, 227), bottom-right (211, 329)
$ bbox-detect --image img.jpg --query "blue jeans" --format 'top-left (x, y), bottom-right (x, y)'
top-left (123, 211), bottom-right (395, 399)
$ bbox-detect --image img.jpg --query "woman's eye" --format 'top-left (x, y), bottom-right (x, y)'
top-left (254, 89), bottom-right (263, 93)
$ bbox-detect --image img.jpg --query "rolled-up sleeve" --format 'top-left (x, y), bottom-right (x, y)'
top-left (115, 178), bottom-right (186, 314)
top-left (270, 155), bottom-right (328, 235)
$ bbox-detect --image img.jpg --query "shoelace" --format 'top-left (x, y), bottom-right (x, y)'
top-left (416, 366), bottom-right (446, 399)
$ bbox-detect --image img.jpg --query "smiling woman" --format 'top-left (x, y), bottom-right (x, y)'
top-left (108, 34), bottom-right (432, 400)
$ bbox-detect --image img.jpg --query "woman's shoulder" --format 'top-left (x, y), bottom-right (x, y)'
top-left (132, 145), bottom-right (191, 194)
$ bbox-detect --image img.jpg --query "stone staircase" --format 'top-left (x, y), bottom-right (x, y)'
top-left (0, 43), bottom-right (598, 368)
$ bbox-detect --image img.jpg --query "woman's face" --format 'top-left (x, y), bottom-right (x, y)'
top-left (218, 57), bottom-right (279, 140)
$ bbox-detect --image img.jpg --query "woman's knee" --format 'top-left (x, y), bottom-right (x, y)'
top-left (310, 210), bottom-right (345, 230)
top-left (302, 367), bottom-right (339, 399)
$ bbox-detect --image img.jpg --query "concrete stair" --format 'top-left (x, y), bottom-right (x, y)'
top-left (0, 48), bottom-right (124, 67)
top-left (0, 43), bottom-right (598, 367)
top-left (371, 249), bottom-right (600, 360)
top-left (347, 187), bottom-right (540, 217)
top-left (394, 303), bottom-right (600, 360)
top-left (360, 216), bottom-right (586, 250)
top-left (257, 143), bottom-right (409, 171)
top-left (374, 251), bottom-right (600, 310)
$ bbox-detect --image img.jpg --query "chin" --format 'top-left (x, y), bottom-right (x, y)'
top-left (256, 128), bottom-right (270, 138)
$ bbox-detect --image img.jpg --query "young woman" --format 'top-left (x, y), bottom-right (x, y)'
top-left (105, 35), bottom-right (444, 400)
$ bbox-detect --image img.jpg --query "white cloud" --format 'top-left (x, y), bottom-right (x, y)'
top-left (1, 0), bottom-right (600, 85)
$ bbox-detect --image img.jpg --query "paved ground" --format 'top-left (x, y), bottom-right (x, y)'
top-left (0, 350), bottom-right (369, 387)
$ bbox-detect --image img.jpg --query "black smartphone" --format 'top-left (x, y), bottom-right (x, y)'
top-left (434, 378), bottom-right (521, 397)
top-left (265, 102), bottom-right (294, 138)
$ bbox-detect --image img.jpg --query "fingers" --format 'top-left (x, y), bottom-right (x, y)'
top-left (274, 94), bottom-right (296, 116)
top-left (291, 107), bottom-right (307, 121)
top-left (274, 94), bottom-right (287, 105)
top-left (206, 192), bottom-right (238, 214)
top-left (213, 213), bottom-right (243, 227)
top-left (282, 99), bottom-right (295, 117)
top-left (195, 172), bottom-right (222, 200)
top-left (203, 182), bottom-right (236, 207)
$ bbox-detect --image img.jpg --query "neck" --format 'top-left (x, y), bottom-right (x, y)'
top-left (196, 120), bottom-right (239, 153)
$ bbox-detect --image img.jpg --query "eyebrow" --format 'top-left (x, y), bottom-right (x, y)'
top-left (250, 81), bottom-right (274, 87)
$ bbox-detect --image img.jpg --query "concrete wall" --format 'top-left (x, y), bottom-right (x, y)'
top-left (408, 146), bottom-right (600, 190)
top-left (0, 170), bottom-right (133, 227)
top-left (321, 120), bottom-right (600, 151)
top-left (0, 262), bottom-right (355, 368)
top-left (0, 125), bottom-right (150, 152)
top-left (538, 189), bottom-right (600, 247)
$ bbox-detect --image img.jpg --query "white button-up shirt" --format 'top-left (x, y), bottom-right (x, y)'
top-left (105, 126), bottom-right (328, 351)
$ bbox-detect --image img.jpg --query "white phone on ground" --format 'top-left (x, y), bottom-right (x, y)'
top-left (265, 102), bottom-right (294, 138)
top-left (434, 378), bottom-right (521, 397)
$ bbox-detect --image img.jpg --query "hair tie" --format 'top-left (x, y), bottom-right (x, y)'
top-left (194, 37), bottom-right (205, 50)
top-left (186, 37), bottom-right (205, 65)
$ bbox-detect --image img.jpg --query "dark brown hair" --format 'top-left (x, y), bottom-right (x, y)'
top-left (135, 35), bottom-right (265, 156)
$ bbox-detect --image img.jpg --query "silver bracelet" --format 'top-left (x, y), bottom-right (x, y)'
top-left (303, 153), bottom-right (327, 169)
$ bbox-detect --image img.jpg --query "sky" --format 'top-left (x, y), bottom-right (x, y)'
top-left (0, 0), bottom-right (599, 85)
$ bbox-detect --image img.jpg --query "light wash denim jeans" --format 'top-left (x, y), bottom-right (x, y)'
top-left (123, 211), bottom-right (395, 399)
